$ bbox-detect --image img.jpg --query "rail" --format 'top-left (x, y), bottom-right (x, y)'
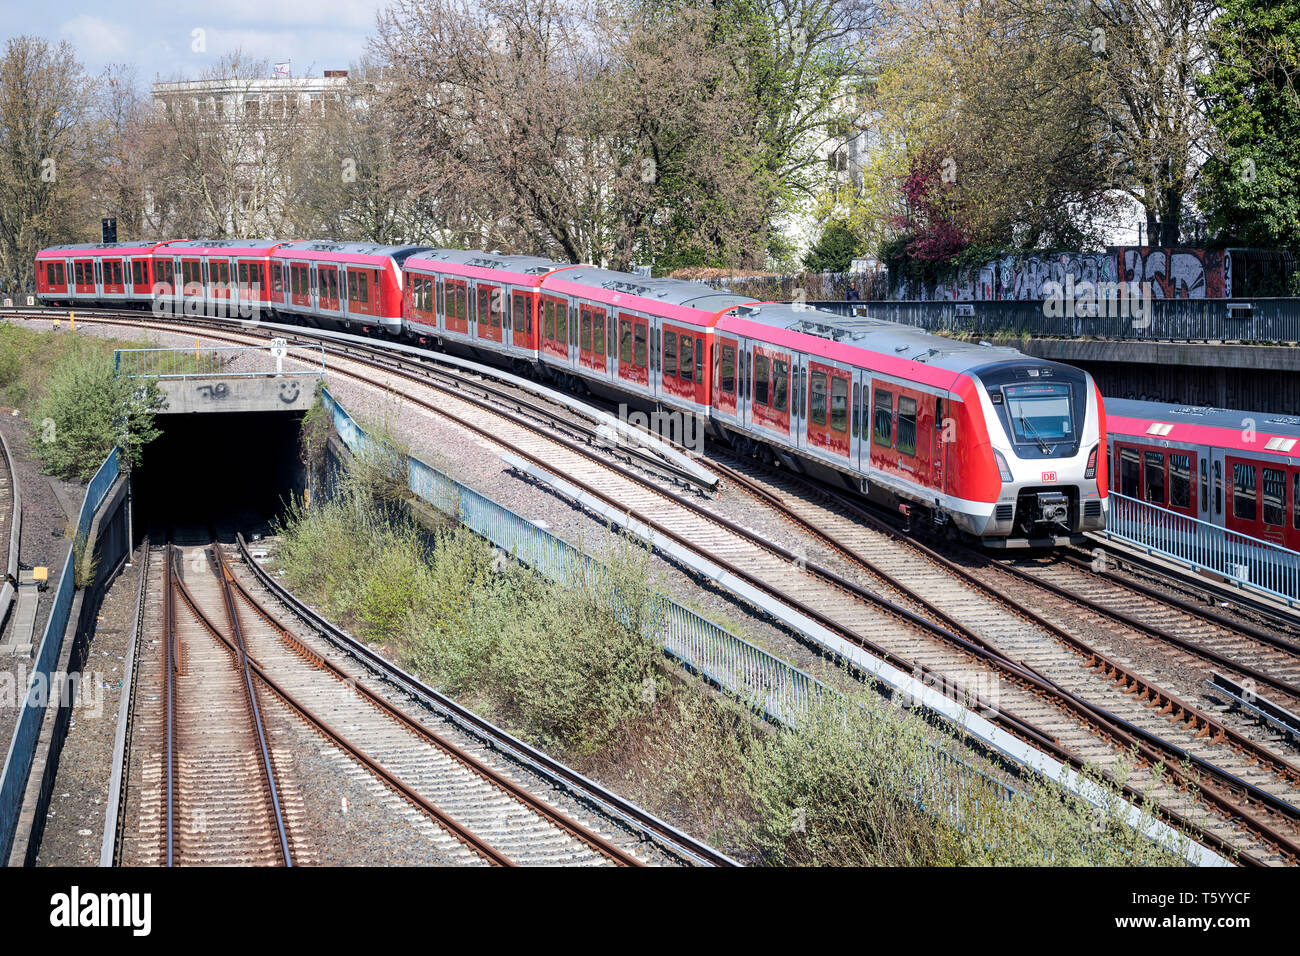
top-left (0, 448), bottom-right (119, 863)
top-left (324, 387), bottom-right (1202, 856)
top-left (1102, 491), bottom-right (1300, 608)
top-left (114, 344), bottom-right (325, 380)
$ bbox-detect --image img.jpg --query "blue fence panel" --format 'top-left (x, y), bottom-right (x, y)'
top-left (0, 449), bottom-right (119, 862)
top-left (1104, 492), bottom-right (1300, 606)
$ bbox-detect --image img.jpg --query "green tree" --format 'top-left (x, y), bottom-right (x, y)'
top-left (32, 347), bottom-right (163, 481)
top-left (802, 220), bottom-right (858, 272)
top-left (1199, 0), bottom-right (1300, 249)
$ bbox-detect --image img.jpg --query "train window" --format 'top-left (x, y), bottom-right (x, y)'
top-left (1233, 462), bottom-right (1257, 521)
top-left (634, 324), bottom-right (647, 368)
top-left (1169, 454), bottom-right (1191, 509)
top-left (1143, 451), bottom-right (1165, 505)
top-left (753, 355), bottom-right (769, 405)
top-left (695, 337), bottom-right (704, 383)
top-left (1215, 461), bottom-right (1222, 515)
top-left (544, 300), bottom-right (555, 339)
top-left (896, 395), bottom-right (916, 451)
top-left (514, 294), bottom-right (528, 333)
top-left (594, 312), bottom-right (605, 355)
top-left (773, 360), bottom-right (789, 412)
top-left (556, 301), bottom-right (567, 342)
top-left (832, 378), bottom-right (850, 434)
top-left (272, 265), bottom-right (283, 294)
top-left (720, 345), bottom-right (736, 394)
top-left (238, 263), bottom-right (247, 285)
top-left (1263, 468), bottom-right (1286, 526)
top-left (664, 331), bottom-right (678, 377)
top-left (935, 398), bottom-right (944, 431)
top-left (360, 272), bottom-right (370, 304)
top-left (1200, 459), bottom-right (1207, 508)
top-left (1119, 447), bottom-right (1140, 497)
top-left (619, 318), bottom-right (633, 363)
top-left (680, 337), bottom-right (693, 383)
top-left (873, 389), bottom-right (893, 447)
top-left (579, 306), bottom-right (592, 350)
top-left (810, 371), bottom-right (828, 426)
top-left (480, 289), bottom-right (494, 332)
top-left (74, 262), bottom-right (83, 285)
top-left (1295, 474), bottom-right (1300, 530)
top-left (56, 262), bottom-right (64, 284)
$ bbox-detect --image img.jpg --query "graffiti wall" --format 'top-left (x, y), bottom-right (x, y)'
top-left (888, 247), bottom-right (1237, 301)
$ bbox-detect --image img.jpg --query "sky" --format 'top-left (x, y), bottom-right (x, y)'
top-left (3, 0), bottom-right (391, 84)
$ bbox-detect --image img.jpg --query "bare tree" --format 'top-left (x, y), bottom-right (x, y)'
top-left (0, 36), bottom-right (103, 290)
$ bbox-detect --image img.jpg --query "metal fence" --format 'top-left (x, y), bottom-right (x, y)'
top-left (114, 344), bottom-right (325, 380)
top-left (320, 387), bottom-right (1016, 823)
top-left (0, 449), bottom-right (118, 863)
top-left (806, 298), bottom-right (1300, 344)
top-left (1104, 492), bottom-right (1300, 607)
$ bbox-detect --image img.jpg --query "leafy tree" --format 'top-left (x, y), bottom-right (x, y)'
top-left (802, 220), bottom-right (859, 272)
top-left (1198, 0), bottom-right (1300, 249)
top-left (32, 347), bottom-right (163, 481)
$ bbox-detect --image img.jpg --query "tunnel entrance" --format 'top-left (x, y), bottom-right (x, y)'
top-left (131, 410), bottom-right (306, 544)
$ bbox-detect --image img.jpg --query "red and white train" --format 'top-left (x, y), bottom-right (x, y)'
top-left (34, 239), bottom-right (1109, 545)
top-left (1108, 399), bottom-right (1300, 550)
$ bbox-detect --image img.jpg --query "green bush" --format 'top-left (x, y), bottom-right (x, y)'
top-left (30, 346), bottom-right (163, 480)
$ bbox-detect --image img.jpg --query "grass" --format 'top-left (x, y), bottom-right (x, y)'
top-left (271, 431), bottom-right (1196, 866)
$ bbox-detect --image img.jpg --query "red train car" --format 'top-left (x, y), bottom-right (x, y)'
top-left (36, 241), bottom-right (174, 308)
top-left (402, 251), bottom-right (571, 363)
top-left (1108, 399), bottom-right (1300, 550)
top-left (271, 241), bottom-right (430, 334)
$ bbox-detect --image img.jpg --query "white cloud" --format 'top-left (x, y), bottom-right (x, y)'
top-left (59, 15), bottom-right (131, 62)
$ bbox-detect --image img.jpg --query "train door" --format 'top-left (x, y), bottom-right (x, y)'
top-left (511, 289), bottom-right (532, 351)
top-left (788, 352), bottom-right (806, 450)
top-left (850, 372), bottom-right (866, 472)
top-left (713, 336), bottom-right (739, 419)
top-left (932, 394), bottom-right (948, 494)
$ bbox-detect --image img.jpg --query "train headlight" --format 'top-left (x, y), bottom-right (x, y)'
top-left (994, 450), bottom-right (1013, 483)
top-left (1084, 444), bottom-right (1098, 480)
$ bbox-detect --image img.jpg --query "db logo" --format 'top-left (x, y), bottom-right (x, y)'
top-left (1041, 471), bottom-right (1058, 483)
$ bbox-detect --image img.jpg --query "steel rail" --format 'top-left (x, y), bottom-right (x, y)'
top-left (209, 548), bottom-right (294, 867)
top-left (234, 535), bottom-right (731, 867)
top-left (214, 544), bottom-right (644, 867)
top-left (169, 565), bottom-right (517, 866)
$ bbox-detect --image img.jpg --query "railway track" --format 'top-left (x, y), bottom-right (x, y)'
top-left (27, 306), bottom-right (1300, 864)
top-left (112, 533), bottom-right (717, 866)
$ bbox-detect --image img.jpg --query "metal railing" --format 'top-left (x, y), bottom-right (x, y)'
top-left (0, 449), bottom-right (119, 862)
top-left (806, 298), bottom-right (1300, 344)
top-left (320, 387), bottom-right (1016, 828)
top-left (1103, 492), bottom-right (1300, 607)
top-left (114, 344), bottom-right (325, 380)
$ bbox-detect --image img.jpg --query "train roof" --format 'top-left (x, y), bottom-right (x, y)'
top-left (718, 303), bottom-right (1029, 376)
top-left (410, 249), bottom-right (569, 277)
top-left (277, 240), bottom-right (430, 258)
top-left (1107, 398), bottom-right (1300, 440)
top-left (161, 239), bottom-right (285, 251)
top-left (555, 266), bottom-right (752, 311)
top-left (38, 241), bottom-right (166, 255)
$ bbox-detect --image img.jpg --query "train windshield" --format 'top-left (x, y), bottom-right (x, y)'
top-left (1003, 383), bottom-right (1074, 446)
